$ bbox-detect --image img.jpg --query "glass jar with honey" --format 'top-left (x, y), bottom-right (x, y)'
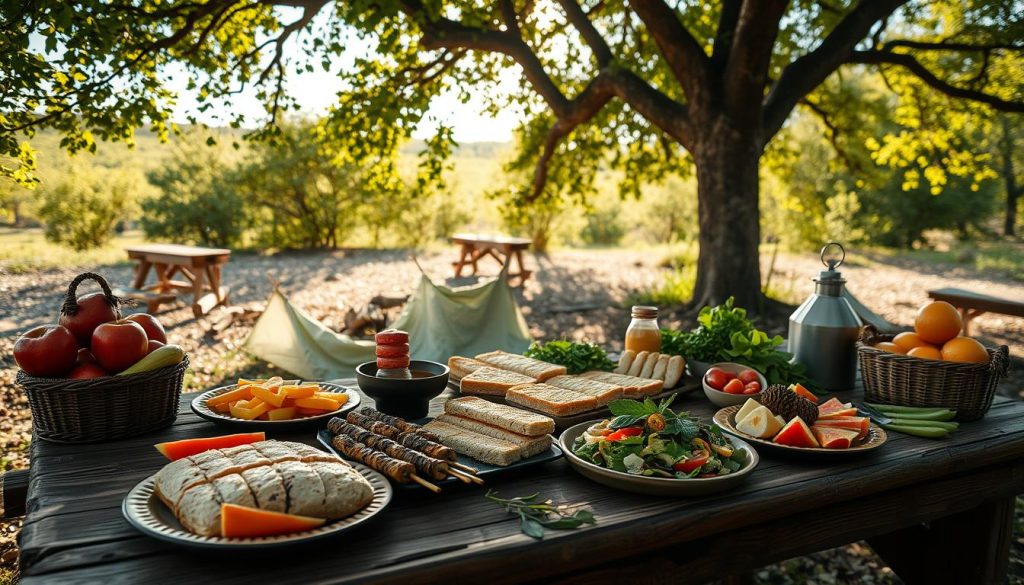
top-left (625, 306), bottom-right (661, 353)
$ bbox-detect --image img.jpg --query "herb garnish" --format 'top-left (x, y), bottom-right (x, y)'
top-left (524, 340), bottom-right (615, 375)
top-left (485, 490), bottom-right (596, 539)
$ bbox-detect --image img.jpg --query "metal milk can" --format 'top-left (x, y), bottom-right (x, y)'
top-left (788, 243), bottom-right (862, 391)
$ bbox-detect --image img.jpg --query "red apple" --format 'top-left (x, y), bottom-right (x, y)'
top-left (68, 363), bottom-right (109, 379)
top-left (14, 325), bottom-right (79, 377)
top-left (76, 348), bottom-right (97, 366)
top-left (147, 339), bottom-right (165, 353)
top-left (738, 369), bottom-right (760, 385)
top-left (127, 313), bottom-right (167, 344)
top-left (91, 320), bottom-right (148, 373)
top-left (59, 292), bottom-right (120, 347)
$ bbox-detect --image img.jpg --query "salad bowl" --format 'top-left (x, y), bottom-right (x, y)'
top-left (558, 420), bottom-right (759, 497)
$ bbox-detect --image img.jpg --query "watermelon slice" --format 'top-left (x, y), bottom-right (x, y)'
top-left (155, 432), bottom-right (266, 461)
top-left (812, 416), bottom-right (870, 440)
top-left (774, 417), bottom-right (820, 448)
top-left (811, 426), bottom-right (860, 449)
top-left (789, 383), bottom-right (819, 403)
top-left (818, 407), bottom-right (858, 419)
top-left (818, 397), bottom-right (849, 414)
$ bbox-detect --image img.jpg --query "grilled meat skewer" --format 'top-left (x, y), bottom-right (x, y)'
top-left (331, 434), bottom-right (414, 482)
top-left (329, 420), bottom-right (449, 481)
top-left (358, 407), bottom-right (441, 442)
top-left (397, 431), bottom-right (455, 461)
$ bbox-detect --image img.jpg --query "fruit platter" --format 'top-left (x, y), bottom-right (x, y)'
top-left (713, 384), bottom-right (887, 456)
top-left (192, 377), bottom-right (360, 431)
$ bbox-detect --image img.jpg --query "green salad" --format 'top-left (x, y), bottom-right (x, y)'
top-left (572, 398), bottom-right (746, 479)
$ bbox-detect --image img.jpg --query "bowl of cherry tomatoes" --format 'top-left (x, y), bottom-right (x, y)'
top-left (702, 363), bottom-right (766, 407)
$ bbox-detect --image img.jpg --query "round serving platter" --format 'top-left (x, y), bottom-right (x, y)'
top-left (558, 420), bottom-right (759, 497)
top-left (122, 462), bottom-right (392, 549)
top-left (191, 381), bottom-right (359, 431)
top-left (713, 405), bottom-right (887, 457)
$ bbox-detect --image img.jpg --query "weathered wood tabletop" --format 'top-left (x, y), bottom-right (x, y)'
top-left (17, 383), bottom-right (1024, 585)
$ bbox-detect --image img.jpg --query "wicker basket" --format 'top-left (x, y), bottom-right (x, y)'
top-left (857, 325), bottom-right (1009, 421)
top-left (17, 356), bottom-right (188, 443)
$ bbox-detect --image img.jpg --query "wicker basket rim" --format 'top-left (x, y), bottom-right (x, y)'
top-left (856, 324), bottom-right (1008, 378)
top-left (17, 355), bottom-right (190, 392)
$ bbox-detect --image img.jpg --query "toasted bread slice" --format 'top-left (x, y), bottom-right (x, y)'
top-left (435, 413), bottom-right (551, 458)
top-left (422, 419), bottom-right (523, 466)
top-left (444, 396), bottom-right (555, 436)
top-left (459, 367), bottom-right (536, 396)
top-left (505, 383), bottom-right (598, 416)
top-left (544, 375), bottom-right (623, 405)
top-left (448, 356), bottom-right (489, 381)
top-left (474, 350), bottom-right (566, 381)
top-left (579, 371), bottom-right (664, 398)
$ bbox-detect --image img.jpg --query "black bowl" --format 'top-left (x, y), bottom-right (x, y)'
top-left (355, 360), bottom-right (450, 420)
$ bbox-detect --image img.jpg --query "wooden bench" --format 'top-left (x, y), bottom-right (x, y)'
top-left (125, 244), bottom-right (232, 317)
top-left (450, 233), bottom-right (532, 282)
top-left (928, 287), bottom-right (1024, 336)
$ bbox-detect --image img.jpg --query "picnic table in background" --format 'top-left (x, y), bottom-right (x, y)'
top-left (12, 383), bottom-right (1024, 584)
top-left (124, 244), bottom-right (231, 317)
top-left (927, 287), bottom-right (1024, 336)
top-left (450, 233), bottom-right (532, 283)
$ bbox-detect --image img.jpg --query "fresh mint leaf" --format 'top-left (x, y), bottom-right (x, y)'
top-left (608, 399), bottom-right (654, 417)
top-left (520, 516), bottom-right (545, 539)
top-left (609, 414), bottom-right (643, 428)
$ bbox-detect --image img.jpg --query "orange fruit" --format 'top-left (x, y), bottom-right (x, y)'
top-left (941, 336), bottom-right (989, 364)
top-left (907, 346), bottom-right (943, 361)
top-left (914, 301), bottom-right (963, 345)
top-left (874, 342), bottom-right (906, 354)
top-left (891, 332), bottom-right (936, 353)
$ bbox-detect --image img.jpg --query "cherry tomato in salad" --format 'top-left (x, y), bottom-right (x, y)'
top-left (606, 427), bottom-right (643, 441)
top-left (673, 450), bottom-right (709, 473)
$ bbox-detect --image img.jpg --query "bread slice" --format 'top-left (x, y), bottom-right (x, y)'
top-left (435, 413), bottom-right (551, 458)
top-left (505, 383), bottom-right (598, 416)
top-left (422, 419), bottom-right (522, 466)
top-left (579, 371), bottom-right (664, 398)
top-left (544, 375), bottom-right (623, 405)
top-left (459, 367), bottom-right (536, 396)
top-left (444, 396), bottom-right (555, 436)
top-left (474, 350), bottom-right (566, 381)
top-left (448, 356), bottom-right (489, 380)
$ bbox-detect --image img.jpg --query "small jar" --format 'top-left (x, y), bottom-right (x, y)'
top-left (625, 306), bottom-right (661, 353)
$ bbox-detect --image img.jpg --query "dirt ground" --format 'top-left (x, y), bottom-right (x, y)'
top-left (1, 247), bottom-right (1022, 583)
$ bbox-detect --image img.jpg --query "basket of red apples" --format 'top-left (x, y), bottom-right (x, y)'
top-left (14, 272), bottom-right (188, 443)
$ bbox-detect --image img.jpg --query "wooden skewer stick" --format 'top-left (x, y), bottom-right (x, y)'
top-left (449, 468), bottom-right (484, 485)
top-left (449, 461), bottom-right (479, 475)
top-left (410, 474), bottom-right (441, 493)
top-left (446, 470), bottom-right (472, 484)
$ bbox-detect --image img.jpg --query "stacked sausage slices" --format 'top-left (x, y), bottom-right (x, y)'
top-left (154, 440), bottom-right (374, 536)
top-left (424, 396), bottom-right (555, 466)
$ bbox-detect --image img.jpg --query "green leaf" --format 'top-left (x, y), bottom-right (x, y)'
top-left (608, 399), bottom-right (655, 417)
top-left (520, 516), bottom-right (545, 539)
top-left (608, 415), bottom-right (643, 429)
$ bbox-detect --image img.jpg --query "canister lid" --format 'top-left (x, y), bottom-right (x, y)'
top-left (631, 305), bottom-right (658, 319)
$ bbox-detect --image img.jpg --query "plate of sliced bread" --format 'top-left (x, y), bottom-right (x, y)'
top-left (446, 350), bottom-right (700, 430)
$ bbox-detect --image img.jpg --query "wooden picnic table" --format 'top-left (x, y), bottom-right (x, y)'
top-left (450, 233), bottom-right (532, 282)
top-left (928, 287), bottom-right (1024, 336)
top-left (15, 383), bottom-right (1024, 584)
top-left (125, 243), bottom-right (231, 317)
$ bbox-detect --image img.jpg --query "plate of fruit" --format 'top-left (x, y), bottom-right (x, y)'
top-left (713, 384), bottom-right (887, 455)
top-left (192, 377), bottom-right (360, 431)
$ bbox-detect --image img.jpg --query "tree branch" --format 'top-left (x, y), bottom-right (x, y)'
top-left (721, 0), bottom-right (787, 129)
top-left (800, 98), bottom-right (861, 172)
top-left (848, 50), bottom-right (1024, 112)
top-left (627, 0), bottom-right (711, 106)
top-left (710, 0), bottom-right (742, 72)
top-left (762, 0), bottom-right (910, 139)
top-left (554, 0), bottom-right (613, 66)
top-left (607, 67), bottom-right (694, 148)
top-left (882, 40), bottom-right (1024, 52)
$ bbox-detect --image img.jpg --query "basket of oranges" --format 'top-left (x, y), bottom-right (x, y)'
top-left (857, 301), bottom-right (1009, 421)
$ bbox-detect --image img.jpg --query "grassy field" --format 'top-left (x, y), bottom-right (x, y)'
top-left (0, 228), bottom-right (146, 273)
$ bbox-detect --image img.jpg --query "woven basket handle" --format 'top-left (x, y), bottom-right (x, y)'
top-left (989, 345), bottom-right (1010, 377)
top-left (60, 272), bottom-right (124, 317)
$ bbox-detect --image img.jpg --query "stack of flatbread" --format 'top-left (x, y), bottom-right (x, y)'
top-left (447, 350), bottom-right (667, 417)
top-left (154, 440), bottom-right (374, 537)
top-left (423, 397), bottom-right (554, 466)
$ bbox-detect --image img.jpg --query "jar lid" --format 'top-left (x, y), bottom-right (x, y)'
top-left (631, 305), bottom-right (658, 319)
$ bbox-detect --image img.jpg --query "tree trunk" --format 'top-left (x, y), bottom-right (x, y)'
top-left (690, 119), bottom-right (764, 310)
top-left (1007, 189), bottom-right (1019, 238)
top-left (1000, 116), bottom-right (1018, 238)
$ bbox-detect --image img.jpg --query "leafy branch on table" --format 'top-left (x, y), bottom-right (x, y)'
top-left (485, 490), bottom-right (596, 539)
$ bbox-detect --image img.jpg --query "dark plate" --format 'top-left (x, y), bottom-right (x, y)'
top-left (714, 405), bottom-right (888, 457)
top-left (317, 429), bottom-right (562, 491)
top-left (192, 382), bottom-right (360, 431)
top-left (122, 462), bottom-right (391, 549)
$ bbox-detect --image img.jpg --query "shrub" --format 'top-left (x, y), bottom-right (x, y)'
top-left (36, 166), bottom-right (135, 251)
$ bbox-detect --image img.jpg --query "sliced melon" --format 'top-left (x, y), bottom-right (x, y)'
top-left (811, 426), bottom-right (860, 449)
top-left (789, 383), bottom-right (819, 403)
top-left (734, 398), bottom-right (761, 424)
top-left (812, 416), bottom-right (869, 440)
top-left (774, 417), bottom-right (820, 448)
top-left (220, 503), bottom-right (325, 538)
top-left (155, 432), bottom-right (266, 461)
top-left (736, 405), bottom-right (784, 439)
top-left (818, 407), bottom-right (858, 419)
